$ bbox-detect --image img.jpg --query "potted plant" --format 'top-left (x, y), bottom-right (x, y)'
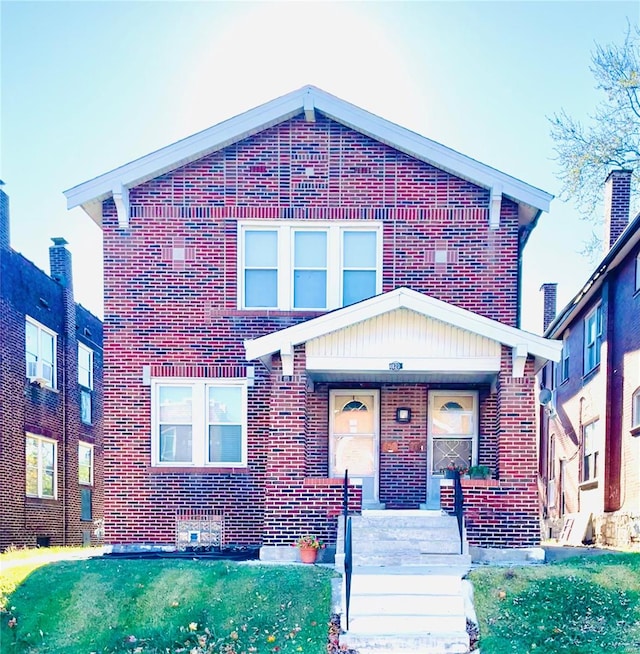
top-left (468, 465), bottom-right (491, 479)
top-left (442, 462), bottom-right (468, 479)
top-left (294, 535), bottom-right (325, 563)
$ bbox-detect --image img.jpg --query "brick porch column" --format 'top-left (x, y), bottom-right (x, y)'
top-left (260, 345), bottom-right (310, 558)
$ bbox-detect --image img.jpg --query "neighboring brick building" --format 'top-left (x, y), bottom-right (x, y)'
top-left (0, 187), bottom-right (103, 550)
top-left (65, 86), bottom-right (560, 557)
top-left (540, 169), bottom-right (640, 548)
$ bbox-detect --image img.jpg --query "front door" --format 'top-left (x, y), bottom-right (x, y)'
top-left (329, 390), bottom-right (380, 508)
top-left (426, 390), bottom-right (478, 508)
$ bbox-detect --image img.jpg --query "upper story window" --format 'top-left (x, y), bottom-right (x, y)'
top-left (559, 333), bottom-right (570, 384)
top-left (632, 388), bottom-right (640, 433)
top-left (25, 318), bottom-right (56, 388)
top-left (583, 305), bottom-right (603, 375)
top-left (635, 252), bottom-right (640, 292)
top-left (78, 442), bottom-right (94, 485)
top-left (582, 419), bottom-right (601, 483)
top-left (78, 343), bottom-right (94, 390)
top-left (151, 379), bottom-right (248, 468)
top-left (26, 434), bottom-right (57, 498)
top-left (239, 222), bottom-right (382, 310)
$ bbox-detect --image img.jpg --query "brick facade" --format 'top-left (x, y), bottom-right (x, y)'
top-left (541, 171), bottom-right (640, 548)
top-left (73, 93), bottom-right (552, 552)
top-left (0, 190), bottom-right (103, 551)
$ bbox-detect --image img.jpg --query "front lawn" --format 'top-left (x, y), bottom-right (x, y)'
top-left (1, 557), bottom-right (335, 654)
top-left (470, 553), bottom-right (640, 654)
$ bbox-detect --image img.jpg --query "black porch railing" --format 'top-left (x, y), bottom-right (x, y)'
top-left (453, 472), bottom-right (464, 554)
top-left (342, 469), bottom-right (353, 631)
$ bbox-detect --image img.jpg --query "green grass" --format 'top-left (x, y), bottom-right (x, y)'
top-left (0, 558), bottom-right (335, 654)
top-left (470, 553), bottom-right (640, 654)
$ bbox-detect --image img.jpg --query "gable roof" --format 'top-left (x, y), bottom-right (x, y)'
top-left (546, 211), bottom-right (640, 338)
top-left (64, 85), bottom-right (552, 231)
top-left (245, 287), bottom-right (562, 376)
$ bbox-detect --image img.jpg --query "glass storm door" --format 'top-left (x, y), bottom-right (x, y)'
top-left (329, 390), bottom-right (379, 507)
top-left (426, 391), bottom-right (478, 507)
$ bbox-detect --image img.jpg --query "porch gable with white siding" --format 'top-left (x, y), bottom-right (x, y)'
top-left (244, 287), bottom-right (561, 381)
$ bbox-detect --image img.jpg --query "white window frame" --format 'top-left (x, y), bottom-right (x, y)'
top-left (635, 252), bottom-right (640, 292)
top-left (151, 378), bottom-right (248, 468)
top-left (26, 434), bottom-right (57, 498)
top-left (78, 442), bottom-right (94, 485)
top-left (25, 317), bottom-right (57, 389)
top-left (583, 305), bottom-right (603, 374)
top-left (238, 221), bottom-right (383, 311)
top-left (632, 388), bottom-right (640, 431)
top-left (581, 419), bottom-right (600, 483)
top-left (559, 332), bottom-right (570, 384)
top-left (78, 343), bottom-right (94, 390)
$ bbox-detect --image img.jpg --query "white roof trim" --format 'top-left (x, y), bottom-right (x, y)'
top-left (244, 288), bottom-right (562, 372)
top-left (64, 85), bottom-right (552, 226)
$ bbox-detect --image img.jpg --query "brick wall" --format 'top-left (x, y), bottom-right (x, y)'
top-left (0, 238), bottom-right (103, 551)
top-left (101, 114), bottom-right (526, 548)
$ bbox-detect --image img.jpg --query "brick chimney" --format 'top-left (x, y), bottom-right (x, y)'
top-left (0, 183), bottom-right (9, 251)
top-left (604, 169), bottom-right (632, 250)
top-left (540, 283), bottom-right (557, 332)
top-left (49, 237), bottom-right (73, 290)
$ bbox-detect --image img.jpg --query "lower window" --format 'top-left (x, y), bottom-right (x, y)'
top-left (582, 420), bottom-right (600, 482)
top-left (152, 379), bottom-right (248, 467)
top-left (26, 434), bottom-right (57, 498)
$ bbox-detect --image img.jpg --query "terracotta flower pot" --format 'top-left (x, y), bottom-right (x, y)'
top-left (299, 546), bottom-right (318, 564)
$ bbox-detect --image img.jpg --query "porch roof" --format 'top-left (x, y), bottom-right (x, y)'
top-left (244, 288), bottom-right (562, 379)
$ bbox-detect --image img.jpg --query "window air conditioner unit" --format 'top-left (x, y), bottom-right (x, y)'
top-left (28, 361), bottom-right (50, 386)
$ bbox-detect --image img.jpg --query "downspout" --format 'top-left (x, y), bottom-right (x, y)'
top-left (604, 279), bottom-right (621, 512)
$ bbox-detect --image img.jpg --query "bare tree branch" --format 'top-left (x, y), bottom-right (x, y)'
top-left (549, 22), bottom-right (640, 258)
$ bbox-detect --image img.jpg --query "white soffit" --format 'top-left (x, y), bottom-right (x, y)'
top-left (244, 287), bottom-right (562, 374)
top-left (64, 85), bottom-right (552, 226)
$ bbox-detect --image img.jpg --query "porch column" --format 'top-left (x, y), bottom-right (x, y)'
top-left (260, 345), bottom-right (309, 559)
top-left (496, 350), bottom-right (538, 482)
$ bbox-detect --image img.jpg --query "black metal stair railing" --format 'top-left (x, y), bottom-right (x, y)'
top-left (453, 472), bottom-right (464, 554)
top-left (342, 469), bottom-right (353, 631)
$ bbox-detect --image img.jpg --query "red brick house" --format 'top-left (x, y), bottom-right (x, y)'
top-left (540, 170), bottom-right (640, 548)
top-left (65, 86), bottom-right (560, 558)
top-left (0, 188), bottom-right (103, 551)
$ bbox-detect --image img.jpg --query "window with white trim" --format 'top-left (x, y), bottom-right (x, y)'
top-left (25, 318), bottom-right (56, 388)
top-left (152, 379), bottom-right (248, 467)
top-left (583, 305), bottom-right (602, 374)
top-left (26, 434), bottom-right (57, 498)
top-left (636, 252), bottom-right (640, 292)
top-left (559, 333), bottom-right (570, 384)
top-left (239, 222), bottom-right (382, 310)
top-left (78, 343), bottom-right (94, 389)
top-left (632, 388), bottom-right (640, 431)
top-left (582, 419), bottom-right (600, 483)
top-left (78, 442), bottom-right (94, 485)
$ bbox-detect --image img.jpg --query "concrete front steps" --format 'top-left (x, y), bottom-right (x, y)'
top-left (336, 510), bottom-right (472, 653)
top-left (337, 509), bottom-right (471, 568)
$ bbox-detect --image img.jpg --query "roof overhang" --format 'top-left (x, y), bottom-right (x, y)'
top-left (547, 211), bottom-right (640, 338)
top-left (64, 85), bottom-right (552, 229)
top-left (245, 288), bottom-right (562, 379)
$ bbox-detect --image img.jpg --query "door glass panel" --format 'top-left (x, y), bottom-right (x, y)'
top-left (333, 435), bottom-right (375, 476)
top-left (432, 438), bottom-right (472, 475)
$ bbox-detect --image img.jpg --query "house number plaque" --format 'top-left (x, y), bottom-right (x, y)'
top-left (389, 361), bottom-right (403, 371)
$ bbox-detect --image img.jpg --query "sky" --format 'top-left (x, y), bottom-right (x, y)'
top-left (2, 0), bottom-right (639, 334)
